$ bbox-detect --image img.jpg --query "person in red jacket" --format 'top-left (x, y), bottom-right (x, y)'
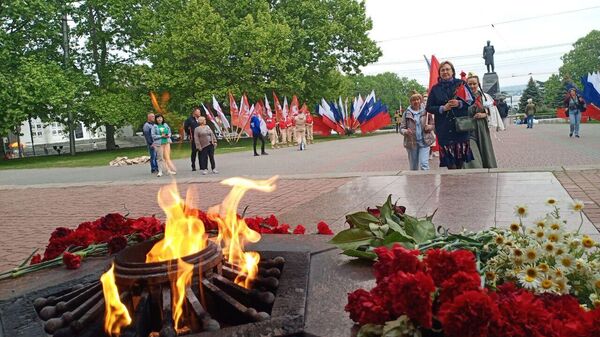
top-left (266, 117), bottom-right (278, 149)
top-left (305, 112), bottom-right (314, 144)
top-left (286, 116), bottom-right (294, 146)
top-left (279, 118), bottom-right (287, 145)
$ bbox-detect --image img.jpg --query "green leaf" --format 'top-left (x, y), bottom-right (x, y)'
top-left (357, 324), bottom-right (384, 337)
top-left (382, 316), bottom-right (421, 337)
top-left (343, 249), bottom-right (377, 260)
top-left (346, 211), bottom-right (380, 229)
top-left (380, 224), bottom-right (389, 235)
top-left (379, 195), bottom-right (393, 220)
top-left (385, 217), bottom-right (407, 235)
top-left (328, 228), bottom-right (375, 251)
top-left (447, 234), bottom-right (481, 244)
top-left (404, 216), bottom-right (436, 244)
top-left (370, 238), bottom-right (385, 247)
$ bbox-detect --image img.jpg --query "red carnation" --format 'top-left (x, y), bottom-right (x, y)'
top-left (317, 221), bottom-right (333, 235)
top-left (293, 225), bottom-right (306, 234)
top-left (373, 244), bottom-right (424, 281)
top-left (438, 290), bottom-right (500, 337)
top-left (384, 271), bottom-right (435, 328)
top-left (438, 271), bottom-right (482, 305)
top-left (366, 207), bottom-right (381, 218)
top-left (62, 252), bottom-right (82, 270)
top-left (424, 249), bottom-right (477, 286)
top-left (108, 236), bottom-right (128, 254)
top-left (50, 227), bottom-right (73, 240)
top-left (345, 289), bottom-right (390, 325)
top-left (30, 254), bottom-right (42, 265)
top-left (273, 224), bottom-right (291, 234)
top-left (265, 214), bottom-right (279, 228)
top-left (494, 289), bottom-right (557, 337)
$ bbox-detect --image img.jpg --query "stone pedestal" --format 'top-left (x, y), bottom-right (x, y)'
top-left (482, 72), bottom-right (500, 98)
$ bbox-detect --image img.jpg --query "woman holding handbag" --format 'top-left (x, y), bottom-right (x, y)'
top-left (425, 61), bottom-right (474, 169)
top-left (464, 74), bottom-right (498, 169)
top-left (194, 116), bottom-right (218, 174)
top-left (564, 88), bottom-right (586, 138)
top-left (400, 91), bottom-right (436, 170)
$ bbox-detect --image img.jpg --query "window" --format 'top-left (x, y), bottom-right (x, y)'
top-left (36, 132), bottom-right (43, 136)
top-left (52, 130), bottom-right (58, 135)
top-left (75, 123), bottom-right (84, 139)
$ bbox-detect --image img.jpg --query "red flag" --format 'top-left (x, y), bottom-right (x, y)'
top-left (312, 116), bottom-right (332, 136)
top-left (238, 94), bottom-right (252, 135)
top-left (455, 82), bottom-right (474, 105)
top-left (229, 92), bottom-right (239, 127)
top-left (428, 55), bottom-right (440, 94)
top-left (273, 92), bottom-right (283, 122)
top-left (290, 95), bottom-right (300, 116)
top-left (360, 112), bottom-right (391, 134)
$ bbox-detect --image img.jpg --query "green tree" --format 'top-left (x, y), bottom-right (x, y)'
top-left (542, 74), bottom-right (566, 110)
top-left (70, 0), bottom-right (149, 150)
top-left (560, 30), bottom-right (600, 87)
top-left (519, 77), bottom-right (543, 114)
top-left (0, 0), bottom-right (79, 156)
top-left (348, 73), bottom-right (426, 112)
top-left (271, 0), bottom-right (382, 103)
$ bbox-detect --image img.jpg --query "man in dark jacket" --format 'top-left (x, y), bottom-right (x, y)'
top-left (496, 98), bottom-right (509, 131)
top-left (250, 115), bottom-right (268, 156)
top-left (142, 113), bottom-right (158, 173)
top-left (184, 107), bottom-right (201, 170)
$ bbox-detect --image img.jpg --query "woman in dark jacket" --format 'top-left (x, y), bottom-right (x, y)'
top-left (425, 61), bottom-right (474, 169)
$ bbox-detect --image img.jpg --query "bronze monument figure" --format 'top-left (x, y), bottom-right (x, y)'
top-left (483, 40), bottom-right (495, 73)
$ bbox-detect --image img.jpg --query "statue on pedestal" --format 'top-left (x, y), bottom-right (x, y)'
top-left (483, 40), bottom-right (495, 73)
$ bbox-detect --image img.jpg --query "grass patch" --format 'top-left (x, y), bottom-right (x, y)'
top-left (0, 131), bottom-right (386, 170)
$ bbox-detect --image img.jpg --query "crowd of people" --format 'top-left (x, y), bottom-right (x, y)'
top-left (398, 61), bottom-right (505, 171)
top-left (141, 105), bottom-right (317, 176)
top-left (141, 61), bottom-right (589, 176)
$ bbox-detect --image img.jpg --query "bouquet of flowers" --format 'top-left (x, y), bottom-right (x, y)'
top-left (346, 245), bottom-right (600, 337)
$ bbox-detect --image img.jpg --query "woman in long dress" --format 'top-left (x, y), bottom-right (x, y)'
top-left (464, 74), bottom-right (498, 169)
top-left (425, 61), bottom-right (474, 169)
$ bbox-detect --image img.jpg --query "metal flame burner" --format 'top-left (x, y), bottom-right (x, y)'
top-left (25, 240), bottom-right (309, 337)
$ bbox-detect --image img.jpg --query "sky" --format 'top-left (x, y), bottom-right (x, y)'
top-left (362, 0), bottom-right (600, 88)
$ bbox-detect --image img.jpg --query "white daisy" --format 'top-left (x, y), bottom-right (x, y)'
top-left (546, 230), bottom-right (563, 243)
top-left (542, 242), bottom-right (556, 256)
top-left (570, 200), bottom-right (584, 212)
top-left (514, 205), bottom-right (529, 218)
top-left (582, 236), bottom-right (596, 249)
top-left (539, 278), bottom-right (555, 293)
top-left (524, 247), bottom-right (540, 263)
top-left (554, 277), bottom-right (570, 294)
top-left (557, 255), bottom-right (576, 272)
top-left (518, 266), bottom-right (541, 290)
top-left (545, 198), bottom-right (558, 207)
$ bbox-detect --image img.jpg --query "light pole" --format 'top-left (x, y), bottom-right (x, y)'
top-left (62, 11), bottom-right (76, 155)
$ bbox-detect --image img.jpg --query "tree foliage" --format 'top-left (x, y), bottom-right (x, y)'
top-left (560, 30), bottom-right (600, 86)
top-left (518, 77), bottom-right (543, 114)
top-left (542, 74), bottom-right (566, 110)
top-left (347, 72), bottom-right (426, 111)
top-left (1, 0), bottom-right (383, 152)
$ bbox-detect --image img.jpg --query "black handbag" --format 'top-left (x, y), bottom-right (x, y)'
top-left (454, 115), bottom-right (475, 132)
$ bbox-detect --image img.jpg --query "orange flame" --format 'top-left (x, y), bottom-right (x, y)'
top-left (146, 183), bottom-right (207, 262)
top-left (210, 176), bottom-right (277, 288)
top-left (100, 264), bottom-right (132, 336)
top-left (235, 251), bottom-right (260, 288)
top-left (172, 259), bottom-right (193, 330)
top-left (150, 91), bottom-right (171, 115)
top-left (145, 183), bottom-right (207, 331)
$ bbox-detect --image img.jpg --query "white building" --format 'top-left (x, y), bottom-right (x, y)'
top-left (18, 117), bottom-right (106, 147)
